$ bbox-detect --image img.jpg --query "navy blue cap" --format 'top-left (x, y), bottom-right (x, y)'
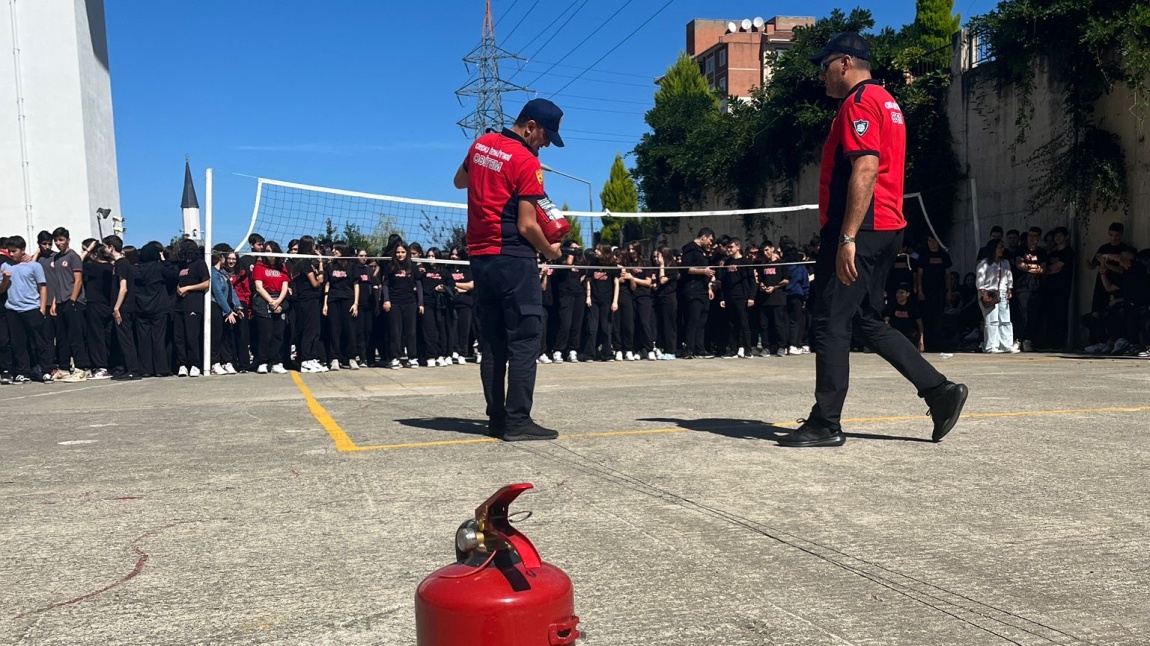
top-left (518, 98), bottom-right (565, 148)
top-left (809, 32), bottom-right (871, 64)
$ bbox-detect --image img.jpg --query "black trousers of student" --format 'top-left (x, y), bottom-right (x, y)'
top-left (552, 293), bottom-right (583, 354)
top-left (388, 301), bottom-right (418, 360)
top-left (758, 303), bottom-right (788, 353)
top-left (583, 300), bottom-right (613, 359)
top-left (372, 308), bottom-right (389, 363)
top-left (707, 297), bottom-right (727, 353)
top-left (85, 302), bottom-right (114, 370)
top-left (356, 298), bottom-right (374, 363)
top-left (684, 291), bottom-right (709, 356)
top-left (230, 313), bottom-right (251, 371)
top-left (255, 315), bottom-right (286, 367)
top-left (9, 309), bottom-right (55, 377)
top-left (136, 312), bottom-right (170, 376)
top-left (54, 301), bottom-right (89, 370)
top-left (472, 255), bottom-right (543, 428)
top-left (453, 304), bottom-right (475, 356)
top-left (0, 309), bottom-right (12, 375)
top-left (421, 305), bottom-right (448, 360)
top-left (727, 301), bottom-right (753, 352)
top-left (613, 293), bottom-right (634, 354)
top-left (1043, 286), bottom-right (1072, 349)
top-left (1013, 290), bottom-right (1040, 343)
top-left (244, 311), bottom-right (258, 369)
top-left (921, 294), bottom-right (947, 352)
top-left (786, 295), bottom-right (806, 348)
top-left (807, 229), bottom-right (947, 430)
top-left (115, 311), bottom-right (141, 373)
top-left (295, 298), bottom-right (322, 363)
top-left (655, 294), bottom-right (678, 354)
top-left (173, 310), bottom-right (203, 368)
top-left (326, 299), bottom-right (357, 364)
top-left (633, 295), bottom-right (655, 354)
top-left (210, 304), bottom-right (235, 365)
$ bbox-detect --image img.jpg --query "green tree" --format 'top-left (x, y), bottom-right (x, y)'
top-left (632, 53), bottom-right (722, 213)
top-left (911, 0), bottom-right (961, 53)
top-left (599, 154), bottom-right (639, 245)
top-left (560, 201), bottom-right (585, 246)
top-left (342, 214), bottom-right (399, 253)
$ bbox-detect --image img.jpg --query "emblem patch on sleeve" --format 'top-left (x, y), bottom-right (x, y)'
top-left (536, 169), bottom-right (544, 185)
top-left (853, 120), bottom-right (870, 136)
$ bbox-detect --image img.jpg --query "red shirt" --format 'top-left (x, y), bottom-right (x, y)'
top-left (253, 263), bottom-right (288, 296)
top-left (819, 80), bottom-right (906, 232)
top-left (463, 129), bottom-right (546, 258)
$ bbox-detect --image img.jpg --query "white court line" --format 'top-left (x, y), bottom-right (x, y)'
top-left (0, 382), bottom-right (118, 402)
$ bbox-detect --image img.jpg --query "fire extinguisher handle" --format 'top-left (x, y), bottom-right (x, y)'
top-left (475, 483), bottom-right (543, 570)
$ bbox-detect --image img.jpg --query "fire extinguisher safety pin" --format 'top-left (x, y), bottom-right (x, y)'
top-left (508, 510), bottom-right (533, 523)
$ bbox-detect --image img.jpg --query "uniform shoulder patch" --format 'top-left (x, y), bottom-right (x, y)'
top-left (853, 119), bottom-right (870, 136)
top-left (536, 169), bottom-right (544, 186)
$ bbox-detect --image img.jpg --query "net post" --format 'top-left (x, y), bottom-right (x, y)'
top-left (237, 177), bottom-right (264, 252)
top-left (203, 168), bottom-right (214, 377)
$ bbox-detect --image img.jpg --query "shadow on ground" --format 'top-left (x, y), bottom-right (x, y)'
top-left (395, 417), bottom-right (491, 436)
top-left (640, 417), bottom-right (933, 443)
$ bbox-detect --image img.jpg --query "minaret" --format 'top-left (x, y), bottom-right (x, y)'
top-left (181, 157), bottom-right (201, 240)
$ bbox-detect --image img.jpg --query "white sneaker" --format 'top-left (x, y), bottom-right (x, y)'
top-left (257, 364), bottom-right (269, 374)
top-left (389, 359), bottom-right (401, 370)
top-left (301, 361), bottom-right (319, 374)
top-left (630, 352), bottom-right (640, 361)
top-left (407, 359), bottom-right (420, 368)
top-left (224, 363), bottom-right (237, 375)
top-left (271, 363), bottom-right (287, 374)
top-left (451, 352), bottom-right (460, 360)
top-left (455, 356), bottom-right (466, 365)
top-left (425, 358), bottom-right (436, 367)
top-left (330, 359), bottom-right (341, 371)
top-left (615, 351), bottom-right (623, 362)
top-left (178, 365), bottom-right (189, 377)
top-left (475, 353), bottom-right (482, 364)
top-left (801, 345), bottom-right (810, 354)
top-left (568, 351), bottom-right (579, 363)
top-left (660, 353), bottom-right (676, 360)
top-left (647, 351), bottom-right (657, 361)
top-left (438, 357), bottom-right (451, 367)
top-left (189, 366), bottom-right (201, 377)
top-left (349, 359), bottom-right (360, 370)
top-left (736, 347), bottom-right (746, 358)
top-left (788, 346), bottom-right (803, 355)
top-left (88, 368), bottom-right (112, 380)
top-left (539, 353), bottom-right (552, 364)
top-left (624, 351), bottom-right (634, 361)
top-left (210, 363), bottom-right (226, 376)
top-left (1011, 341), bottom-right (1021, 353)
top-left (553, 351), bottom-right (564, 364)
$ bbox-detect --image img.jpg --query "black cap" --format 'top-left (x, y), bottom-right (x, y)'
top-left (809, 32), bottom-right (871, 64)
top-left (518, 98), bottom-right (565, 148)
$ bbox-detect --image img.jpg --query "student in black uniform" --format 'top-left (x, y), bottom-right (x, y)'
top-left (46, 227), bottom-right (88, 381)
top-left (653, 246), bottom-right (679, 360)
top-left (448, 246), bottom-right (476, 364)
top-left (539, 261), bottom-right (554, 363)
top-left (104, 235), bottom-right (142, 380)
top-left (627, 243), bottom-right (657, 361)
top-left (915, 234), bottom-right (952, 351)
top-left (382, 243), bottom-right (422, 369)
top-left (613, 245), bottom-right (637, 361)
top-left (884, 283), bottom-right (925, 351)
top-left (756, 243), bottom-right (790, 357)
top-left (720, 238), bottom-right (756, 358)
top-left (583, 245), bottom-right (619, 361)
top-left (323, 243), bottom-right (360, 371)
top-left (173, 238), bottom-right (210, 377)
top-left (549, 243), bottom-right (584, 364)
top-left (681, 228), bottom-right (715, 359)
top-left (82, 240), bottom-right (115, 379)
top-left (291, 236), bottom-right (326, 373)
top-left (352, 248), bottom-right (376, 366)
top-left (134, 241), bottom-right (178, 378)
top-left (420, 247), bottom-right (454, 367)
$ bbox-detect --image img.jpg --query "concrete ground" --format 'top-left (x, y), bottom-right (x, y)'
top-left (2, 352), bottom-right (1149, 645)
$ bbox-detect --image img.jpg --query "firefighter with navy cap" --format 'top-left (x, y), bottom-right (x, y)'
top-left (453, 99), bottom-right (566, 441)
top-left (776, 32), bottom-right (969, 448)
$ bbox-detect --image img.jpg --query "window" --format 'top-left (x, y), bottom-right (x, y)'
top-left (718, 49), bottom-right (727, 68)
top-left (706, 56), bottom-right (715, 75)
top-left (719, 77), bottom-right (728, 94)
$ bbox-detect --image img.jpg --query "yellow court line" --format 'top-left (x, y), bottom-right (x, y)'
top-left (291, 371), bottom-right (359, 452)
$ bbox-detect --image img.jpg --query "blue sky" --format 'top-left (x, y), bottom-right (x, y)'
top-left (107, 0), bottom-right (989, 248)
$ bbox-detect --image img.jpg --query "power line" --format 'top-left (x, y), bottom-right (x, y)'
top-left (522, 0), bottom-right (639, 88)
top-left (506, 0), bottom-right (593, 84)
top-left (497, 0), bottom-right (540, 42)
top-left (525, 59), bottom-right (656, 79)
top-left (549, 0), bottom-right (679, 98)
top-left (548, 92), bottom-right (650, 106)
top-left (493, 0), bottom-right (522, 28)
top-left (566, 127), bottom-right (648, 137)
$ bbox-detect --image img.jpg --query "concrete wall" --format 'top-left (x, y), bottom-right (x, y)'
top-left (0, 0), bottom-right (120, 242)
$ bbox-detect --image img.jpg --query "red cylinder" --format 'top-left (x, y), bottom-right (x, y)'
top-left (415, 555), bottom-right (578, 645)
top-left (535, 197), bottom-right (571, 244)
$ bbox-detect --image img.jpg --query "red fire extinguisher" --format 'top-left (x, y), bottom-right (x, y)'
top-left (415, 483), bottom-right (580, 645)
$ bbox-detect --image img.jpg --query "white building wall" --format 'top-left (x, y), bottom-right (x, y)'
top-left (0, 0), bottom-right (119, 242)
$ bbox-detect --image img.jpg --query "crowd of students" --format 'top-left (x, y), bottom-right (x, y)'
top-left (2, 222), bottom-right (1148, 384)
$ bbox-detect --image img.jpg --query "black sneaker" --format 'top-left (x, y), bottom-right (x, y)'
top-left (777, 420), bottom-right (845, 448)
top-left (0, 373), bottom-right (11, 385)
top-left (925, 381), bottom-right (969, 442)
top-left (113, 372), bottom-right (143, 381)
top-left (487, 419), bottom-right (507, 438)
top-left (40, 373), bottom-right (54, 383)
top-left (13, 374), bottom-right (29, 384)
top-left (502, 422), bottom-right (559, 442)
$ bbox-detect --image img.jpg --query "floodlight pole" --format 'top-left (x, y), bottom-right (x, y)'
top-left (540, 163), bottom-right (595, 243)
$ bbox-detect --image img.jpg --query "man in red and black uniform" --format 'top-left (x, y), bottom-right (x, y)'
top-left (453, 99), bottom-right (565, 441)
top-left (778, 33), bottom-right (968, 448)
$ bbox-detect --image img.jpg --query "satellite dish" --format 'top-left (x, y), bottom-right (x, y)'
top-left (741, 18), bottom-right (752, 31)
top-left (727, 21), bottom-right (738, 33)
top-left (753, 16), bottom-right (765, 30)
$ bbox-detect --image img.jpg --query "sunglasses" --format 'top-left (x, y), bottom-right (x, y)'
top-left (820, 54), bottom-right (846, 72)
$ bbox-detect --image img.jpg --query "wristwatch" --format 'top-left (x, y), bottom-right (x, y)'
top-left (839, 234), bottom-right (856, 245)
